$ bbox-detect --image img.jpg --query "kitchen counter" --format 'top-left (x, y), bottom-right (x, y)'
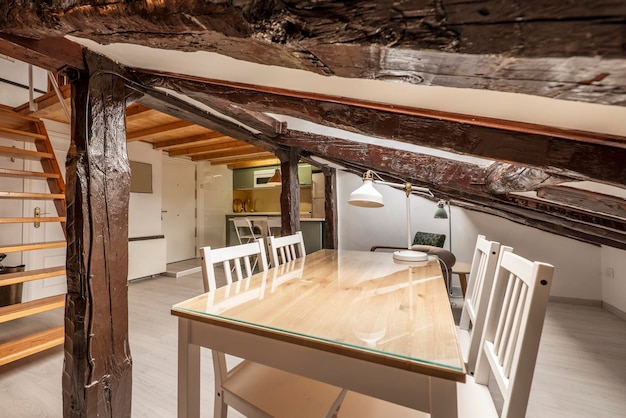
top-left (225, 214), bottom-right (325, 253)
top-left (228, 212), bottom-right (324, 222)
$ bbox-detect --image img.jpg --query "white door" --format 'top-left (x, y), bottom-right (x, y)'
top-left (162, 157), bottom-right (196, 263)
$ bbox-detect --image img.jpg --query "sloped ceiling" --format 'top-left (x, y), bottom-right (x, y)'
top-left (1, 0), bottom-right (625, 248)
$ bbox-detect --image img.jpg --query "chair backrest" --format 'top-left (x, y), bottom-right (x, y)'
top-left (268, 231), bottom-right (306, 266)
top-left (231, 217), bottom-right (258, 244)
top-left (200, 239), bottom-right (268, 292)
top-left (267, 216), bottom-right (282, 237)
top-left (459, 235), bottom-right (505, 374)
top-left (473, 250), bottom-right (554, 418)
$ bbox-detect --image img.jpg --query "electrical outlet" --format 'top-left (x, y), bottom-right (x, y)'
top-left (606, 267), bottom-right (615, 279)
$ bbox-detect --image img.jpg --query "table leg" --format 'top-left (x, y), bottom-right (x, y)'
top-left (178, 317), bottom-right (201, 418)
top-left (430, 377), bottom-right (458, 418)
top-left (458, 273), bottom-right (468, 297)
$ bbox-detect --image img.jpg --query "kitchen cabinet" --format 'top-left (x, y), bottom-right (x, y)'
top-left (298, 164), bottom-right (312, 186)
top-left (233, 167), bottom-right (254, 189)
top-left (233, 164), bottom-right (313, 190)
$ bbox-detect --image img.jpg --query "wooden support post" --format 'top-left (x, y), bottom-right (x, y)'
top-left (322, 167), bottom-right (337, 249)
top-left (63, 50), bottom-right (132, 417)
top-left (279, 148), bottom-right (301, 235)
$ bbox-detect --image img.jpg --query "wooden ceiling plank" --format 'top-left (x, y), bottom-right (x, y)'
top-left (188, 144), bottom-right (263, 160)
top-left (167, 139), bottom-right (251, 157)
top-left (125, 103), bottom-right (155, 119)
top-left (135, 90), bottom-right (280, 154)
top-left (126, 120), bottom-right (194, 141)
top-left (196, 152), bottom-right (275, 164)
top-left (152, 131), bottom-right (227, 149)
top-left (227, 158), bottom-right (281, 169)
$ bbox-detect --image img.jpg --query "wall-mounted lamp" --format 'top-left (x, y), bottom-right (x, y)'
top-left (267, 168), bottom-right (282, 184)
top-left (348, 170), bottom-right (434, 262)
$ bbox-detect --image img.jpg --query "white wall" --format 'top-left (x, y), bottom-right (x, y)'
top-left (127, 141), bottom-right (166, 279)
top-left (198, 162), bottom-right (233, 250)
top-left (337, 170), bottom-right (619, 305)
top-left (127, 142), bottom-right (163, 238)
top-left (0, 58), bottom-right (47, 107)
top-left (602, 246), bottom-right (626, 314)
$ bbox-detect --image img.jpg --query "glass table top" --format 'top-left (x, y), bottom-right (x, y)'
top-left (172, 249), bottom-right (465, 377)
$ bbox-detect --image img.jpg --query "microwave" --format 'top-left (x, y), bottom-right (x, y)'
top-left (253, 168), bottom-right (278, 188)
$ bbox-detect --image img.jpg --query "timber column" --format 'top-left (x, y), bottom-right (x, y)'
top-left (63, 51), bottom-right (132, 417)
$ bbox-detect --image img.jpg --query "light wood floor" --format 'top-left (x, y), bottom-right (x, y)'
top-left (1, 271), bottom-right (625, 417)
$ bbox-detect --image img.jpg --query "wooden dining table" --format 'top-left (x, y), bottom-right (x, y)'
top-left (171, 249), bottom-right (466, 417)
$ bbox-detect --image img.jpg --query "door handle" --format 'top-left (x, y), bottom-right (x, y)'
top-left (34, 207), bottom-right (50, 228)
top-left (34, 207), bottom-right (41, 228)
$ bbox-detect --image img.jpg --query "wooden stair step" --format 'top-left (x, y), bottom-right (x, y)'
top-left (0, 326), bottom-right (64, 366)
top-left (0, 266), bottom-right (66, 287)
top-left (0, 241), bottom-right (66, 254)
top-left (0, 168), bottom-right (61, 180)
top-left (0, 217), bottom-right (66, 224)
top-left (0, 294), bottom-right (65, 324)
top-left (0, 191), bottom-right (65, 200)
top-left (0, 107), bottom-right (41, 123)
top-left (0, 126), bottom-right (46, 142)
top-left (0, 146), bottom-right (54, 161)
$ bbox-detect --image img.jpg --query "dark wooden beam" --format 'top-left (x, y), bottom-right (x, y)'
top-left (289, 133), bottom-right (626, 249)
top-left (136, 72), bottom-right (626, 187)
top-left (279, 148), bottom-right (301, 236)
top-left (323, 167), bottom-right (338, 250)
top-left (504, 194), bottom-right (626, 233)
top-left (64, 50), bottom-right (131, 417)
top-left (2, 1), bottom-right (624, 106)
top-left (536, 186), bottom-right (626, 220)
top-left (181, 91), bottom-right (286, 137)
top-left (277, 130), bottom-right (571, 195)
top-left (0, 34), bottom-right (84, 72)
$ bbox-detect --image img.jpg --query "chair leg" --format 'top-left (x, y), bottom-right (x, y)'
top-left (214, 389), bottom-right (228, 418)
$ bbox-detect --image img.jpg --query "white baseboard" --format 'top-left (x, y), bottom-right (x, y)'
top-left (602, 302), bottom-right (626, 321)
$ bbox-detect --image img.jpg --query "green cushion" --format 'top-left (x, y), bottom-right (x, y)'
top-left (412, 231), bottom-right (446, 248)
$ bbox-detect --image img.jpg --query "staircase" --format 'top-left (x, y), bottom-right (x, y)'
top-left (0, 106), bottom-right (66, 366)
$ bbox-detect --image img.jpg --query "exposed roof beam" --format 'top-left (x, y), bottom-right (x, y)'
top-left (0, 34), bottom-right (84, 72)
top-left (277, 130), bottom-right (571, 195)
top-left (137, 72), bottom-right (626, 187)
top-left (536, 186), bottom-right (626, 220)
top-left (2, 2), bottom-right (624, 106)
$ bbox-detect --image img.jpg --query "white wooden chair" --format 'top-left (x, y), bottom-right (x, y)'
top-left (200, 239), bottom-right (268, 292)
top-left (199, 239), bottom-right (346, 418)
top-left (335, 249), bottom-right (554, 418)
top-left (232, 217), bottom-right (258, 245)
top-left (457, 235), bottom-right (507, 375)
top-left (268, 231), bottom-right (306, 266)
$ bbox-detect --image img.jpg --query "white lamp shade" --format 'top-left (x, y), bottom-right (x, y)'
top-left (348, 179), bottom-right (384, 207)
